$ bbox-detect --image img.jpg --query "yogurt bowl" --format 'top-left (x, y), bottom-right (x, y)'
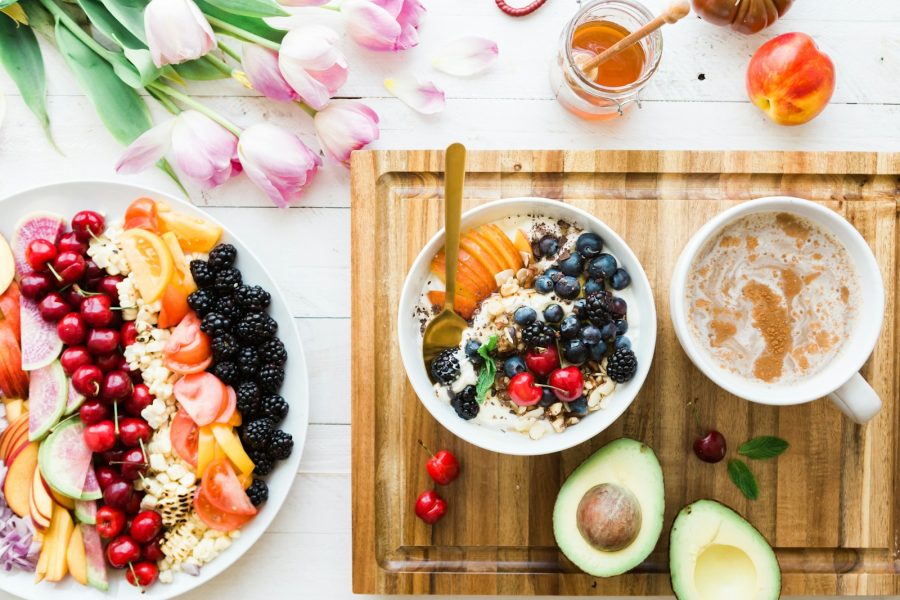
top-left (398, 198), bottom-right (657, 456)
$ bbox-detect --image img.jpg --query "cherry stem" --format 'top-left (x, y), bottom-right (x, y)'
top-left (417, 439), bottom-right (435, 458)
top-left (537, 384), bottom-right (566, 393)
top-left (127, 561), bottom-right (144, 594)
top-left (88, 228), bottom-right (103, 243)
top-left (46, 264), bottom-right (63, 282)
top-left (113, 401), bottom-right (120, 435)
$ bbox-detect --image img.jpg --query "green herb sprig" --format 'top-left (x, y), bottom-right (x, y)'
top-left (474, 335), bottom-right (499, 405)
top-left (727, 436), bottom-right (789, 500)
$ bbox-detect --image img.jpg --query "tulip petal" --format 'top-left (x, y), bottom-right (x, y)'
top-left (384, 77), bottom-right (445, 114)
top-left (276, 0), bottom-right (329, 5)
top-left (432, 36), bottom-right (498, 76)
top-left (115, 118), bottom-right (175, 174)
top-left (144, 0), bottom-right (217, 67)
top-left (242, 44), bottom-right (298, 103)
top-left (370, 0), bottom-right (403, 18)
top-left (395, 0), bottom-right (425, 50)
top-left (238, 123), bottom-right (322, 208)
top-left (314, 100), bottom-right (380, 166)
top-left (343, 0), bottom-right (402, 51)
top-left (280, 25), bottom-right (344, 72)
top-left (171, 111), bottom-right (239, 189)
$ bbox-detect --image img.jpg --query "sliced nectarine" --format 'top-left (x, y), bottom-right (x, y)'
top-left (483, 224), bottom-right (524, 271)
top-left (460, 235), bottom-right (503, 276)
top-left (465, 230), bottom-right (510, 274)
top-left (45, 503), bottom-right (73, 582)
top-left (4, 398), bottom-right (26, 422)
top-left (513, 229), bottom-right (534, 264)
top-left (428, 290), bottom-right (476, 320)
top-left (0, 413), bottom-right (28, 461)
top-left (4, 441), bottom-right (38, 517)
top-left (430, 254), bottom-right (491, 300)
top-left (31, 465), bottom-right (54, 527)
top-left (67, 524), bottom-right (88, 585)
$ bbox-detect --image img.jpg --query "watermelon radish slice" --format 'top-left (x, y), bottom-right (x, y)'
top-left (11, 211), bottom-right (65, 277)
top-left (81, 465), bottom-right (101, 500)
top-left (20, 295), bottom-right (62, 371)
top-left (81, 524), bottom-right (109, 591)
top-left (74, 499), bottom-right (97, 524)
top-left (64, 379), bottom-right (85, 415)
top-left (28, 360), bottom-right (67, 441)
top-left (37, 416), bottom-right (95, 499)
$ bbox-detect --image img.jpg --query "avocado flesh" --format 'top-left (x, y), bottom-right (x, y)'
top-left (553, 438), bottom-right (665, 577)
top-left (669, 500), bottom-right (781, 600)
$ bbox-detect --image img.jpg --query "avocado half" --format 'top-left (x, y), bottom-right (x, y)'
top-left (553, 438), bottom-right (665, 577)
top-left (669, 500), bottom-right (781, 600)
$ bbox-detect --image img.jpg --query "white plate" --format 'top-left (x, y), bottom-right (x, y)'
top-left (0, 181), bottom-right (309, 599)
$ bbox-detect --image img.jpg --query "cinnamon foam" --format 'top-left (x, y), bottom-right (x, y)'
top-left (686, 212), bottom-right (858, 384)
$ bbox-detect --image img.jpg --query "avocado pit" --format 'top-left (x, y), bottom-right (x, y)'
top-left (576, 483), bottom-right (641, 552)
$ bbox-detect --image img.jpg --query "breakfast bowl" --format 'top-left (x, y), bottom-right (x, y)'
top-left (398, 198), bottom-right (657, 456)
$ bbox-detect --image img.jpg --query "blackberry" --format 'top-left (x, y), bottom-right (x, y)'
top-left (211, 332), bottom-right (238, 362)
top-left (214, 267), bottom-right (243, 295)
top-left (208, 244), bottom-right (237, 271)
top-left (236, 381), bottom-right (261, 416)
top-left (236, 346), bottom-right (260, 379)
top-left (235, 312), bottom-right (277, 344)
top-left (211, 361), bottom-right (239, 385)
top-left (260, 394), bottom-right (289, 423)
top-left (258, 338), bottom-right (287, 366)
top-left (215, 294), bottom-right (243, 321)
top-left (236, 285), bottom-right (271, 312)
top-left (450, 385), bottom-right (479, 420)
top-left (430, 348), bottom-right (460, 385)
top-left (257, 364), bottom-right (285, 394)
top-left (187, 289), bottom-right (216, 317)
top-left (584, 291), bottom-right (616, 327)
top-left (246, 479), bottom-right (268, 506)
top-left (521, 321), bottom-right (556, 350)
top-left (242, 418), bottom-right (273, 450)
top-left (267, 430), bottom-right (293, 460)
top-left (248, 448), bottom-right (273, 476)
top-left (201, 312), bottom-right (232, 337)
top-left (190, 260), bottom-right (216, 288)
top-left (606, 347), bottom-right (638, 383)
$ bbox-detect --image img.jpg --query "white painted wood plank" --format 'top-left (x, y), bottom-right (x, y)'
top-left (296, 319), bottom-right (351, 425)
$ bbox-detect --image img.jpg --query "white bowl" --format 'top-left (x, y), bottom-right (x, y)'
top-left (398, 198), bottom-right (657, 456)
top-left (0, 181), bottom-right (308, 600)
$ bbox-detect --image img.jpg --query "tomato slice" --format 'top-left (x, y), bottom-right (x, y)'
top-left (124, 198), bottom-right (159, 232)
top-left (164, 355), bottom-right (212, 376)
top-left (119, 229), bottom-right (174, 303)
top-left (170, 409), bottom-right (199, 469)
top-left (216, 386), bottom-right (237, 424)
top-left (194, 486), bottom-right (254, 532)
top-left (173, 372), bottom-right (227, 426)
top-left (157, 206), bottom-right (223, 254)
top-left (164, 312), bottom-right (211, 368)
top-left (201, 458), bottom-right (257, 516)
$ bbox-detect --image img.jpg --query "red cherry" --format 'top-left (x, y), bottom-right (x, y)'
top-left (61, 286), bottom-right (85, 311)
top-left (414, 490), bottom-right (447, 524)
top-left (693, 430), bottom-right (727, 463)
top-left (57, 312), bottom-right (87, 345)
top-left (58, 232), bottom-right (88, 255)
top-left (507, 372), bottom-right (543, 406)
top-left (105, 534), bottom-right (140, 568)
top-left (79, 400), bottom-right (110, 425)
top-left (37, 292), bottom-right (71, 321)
top-left (95, 466), bottom-right (123, 490)
top-left (524, 345), bottom-right (561, 378)
top-left (72, 364), bottom-right (103, 397)
top-left (129, 510), bottom-right (162, 543)
top-left (103, 481), bottom-right (133, 510)
top-left (60, 346), bottom-right (92, 376)
top-left (96, 505), bottom-right (127, 539)
top-left (124, 384), bottom-right (153, 416)
top-left (19, 272), bottom-right (54, 300)
top-left (119, 357), bottom-right (141, 383)
top-left (120, 321), bottom-right (138, 347)
top-left (119, 418), bottom-right (151, 448)
top-left (86, 328), bottom-right (120, 355)
top-left (102, 370), bottom-right (133, 402)
top-left (126, 561), bottom-right (159, 587)
top-left (120, 447), bottom-right (146, 481)
top-left (422, 444), bottom-right (460, 486)
top-left (25, 239), bottom-right (57, 271)
top-left (124, 490), bottom-right (144, 515)
top-left (548, 366), bottom-right (584, 402)
top-left (72, 210), bottom-right (105, 242)
top-left (83, 420), bottom-right (117, 453)
top-left (81, 295), bottom-right (114, 328)
top-left (81, 259), bottom-right (104, 288)
top-left (94, 352), bottom-right (121, 373)
top-left (142, 537), bottom-right (164, 562)
top-left (52, 252), bottom-right (86, 285)
top-left (97, 276), bottom-right (123, 299)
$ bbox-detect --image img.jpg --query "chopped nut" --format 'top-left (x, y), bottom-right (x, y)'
top-left (494, 315), bottom-right (509, 328)
top-left (515, 405), bottom-right (528, 415)
top-left (588, 387), bottom-right (603, 407)
top-left (547, 402), bottom-right (563, 417)
top-left (551, 416), bottom-right (566, 433)
top-left (516, 268), bottom-right (530, 285)
top-left (566, 417), bottom-right (580, 426)
top-left (500, 279), bottom-right (519, 297)
top-left (597, 377), bottom-right (616, 396)
top-left (529, 422), bottom-right (546, 440)
top-left (526, 407), bottom-right (544, 419)
top-left (485, 300), bottom-right (503, 317)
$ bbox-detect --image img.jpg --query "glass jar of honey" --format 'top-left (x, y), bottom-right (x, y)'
top-left (550, 0), bottom-right (663, 120)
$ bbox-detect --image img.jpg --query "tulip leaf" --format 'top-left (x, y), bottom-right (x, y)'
top-left (173, 57), bottom-right (230, 81)
top-left (195, 0), bottom-right (285, 42)
top-left (0, 0), bottom-right (19, 9)
top-left (0, 12), bottom-right (55, 144)
top-left (95, 0), bottom-right (147, 43)
top-left (76, 0), bottom-right (163, 85)
top-left (20, 0), bottom-right (55, 41)
top-left (200, 0), bottom-right (286, 17)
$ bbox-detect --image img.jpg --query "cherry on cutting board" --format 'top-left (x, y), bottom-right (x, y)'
top-left (418, 441), bottom-right (459, 485)
top-left (689, 400), bottom-right (726, 463)
top-left (415, 490), bottom-right (447, 525)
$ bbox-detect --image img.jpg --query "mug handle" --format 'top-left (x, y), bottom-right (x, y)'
top-left (827, 373), bottom-right (882, 424)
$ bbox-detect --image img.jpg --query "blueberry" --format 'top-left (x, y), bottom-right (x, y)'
top-left (614, 336), bottom-right (632, 350)
top-left (537, 236), bottom-right (559, 258)
top-left (611, 297), bottom-right (627, 317)
top-left (573, 298), bottom-right (587, 316)
top-left (587, 253), bottom-right (617, 280)
top-left (539, 388), bottom-right (557, 407)
top-left (580, 325), bottom-right (602, 345)
top-left (610, 268), bottom-right (631, 290)
top-left (568, 396), bottom-right (589, 417)
top-left (503, 356), bottom-right (527, 378)
top-left (601, 322), bottom-right (618, 341)
top-left (555, 275), bottom-right (581, 300)
top-left (544, 267), bottom-right (562, 281)
top-left (464, 339), bottom-right (484, 367)
top-left (514, 306), bottom-right (537, 326)
top-left (589, 340), bottom-right (608, 360)
top-left (543, 304), bottom-right (564, 323)
top-left (575, 233), bottom-right (604, 259)
top-left (559, 315), bottom-right (581, 340)
top-left (564, 339), bottom-right (589, 365)
top-left (534, 276), bottom-right (554, 294)
top-left (584, 278), bottom-right (604, 296)
top-left (558, 252), bottom-right (584, 276)
top-left (615, 319), bottom-right (628, 336)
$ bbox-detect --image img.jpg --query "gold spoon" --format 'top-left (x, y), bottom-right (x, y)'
top-left (422, 143), bottom-right (469, 367)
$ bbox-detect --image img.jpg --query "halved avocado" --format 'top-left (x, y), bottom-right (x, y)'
top-left (553, 438), bottom-right (664, 577)
top-left (669, 500), bottom-right (781, 600)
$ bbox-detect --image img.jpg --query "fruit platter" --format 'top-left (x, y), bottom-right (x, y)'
top-left (0, 181), bottom-right (308, 599)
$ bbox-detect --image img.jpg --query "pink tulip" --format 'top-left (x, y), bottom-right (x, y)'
top-left (144, 0), bottom-right (216, 67)
top-left (314, 101), bottom-right (380, 166)
top-left (343, 0), bottom-right (425, 52)
top-left (278, 25), bottom-right (348, 111)
top-left (242, 45), bottom-right (298, 103)
top-left (238, 123), bottom-right (322, 208)
top-left (115, 111), bottom-right (239, 190)
top-left (277, 0), bottom-right (329, 5)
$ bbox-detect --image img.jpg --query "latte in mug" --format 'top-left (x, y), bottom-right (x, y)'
top-left (685, 211), bottom-right (859, 384)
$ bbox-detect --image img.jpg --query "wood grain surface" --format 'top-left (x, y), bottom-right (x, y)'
top-left (350, 150), bottom-right (900, 596)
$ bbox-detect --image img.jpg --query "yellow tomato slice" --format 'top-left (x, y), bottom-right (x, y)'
top-left (161, 231), bottom-right (197, 291)
top-left (157, 209), bottom-right (223, 254)
top-left (197, 426), bottom-right (216, 477)
top-left (210, 423), bottom-right (255, 475)
top-left (119, 229), bottom-right (174, 303)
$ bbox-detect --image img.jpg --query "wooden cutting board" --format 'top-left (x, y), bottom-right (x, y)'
top-left (350, 150), bottom-right (900, 595)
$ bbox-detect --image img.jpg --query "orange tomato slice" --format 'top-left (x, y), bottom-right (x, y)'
top-left (124, 198), bottom-right (159, 232)
top-left (173, 372), bottom-right (227, 426)
top-left (216, 386), bottom-right (236, 424)
top-left (170, 409), bottom-right (199, 469)
top-left (194, 486), bottom-right (254, 532)
top-left (157, 205), bottom-right (223, 254)
top-left (164, 312), bottom-right (211, 369)
top-left (119, 229), bottom-right (174, 303)
top-left (202, 458), bottom-right (257, 516)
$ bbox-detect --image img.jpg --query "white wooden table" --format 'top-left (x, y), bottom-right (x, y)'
top-left (1, 1), bottom-right (898, 598)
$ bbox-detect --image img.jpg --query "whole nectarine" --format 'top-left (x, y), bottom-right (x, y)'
top-left (747, 32), bottom-right (835, 125)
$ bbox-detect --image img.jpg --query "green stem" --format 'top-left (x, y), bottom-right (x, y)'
top-left (296, 101), bottom-right (317, 117)
top-left (149, 82), bottom-right (243, 136)
top-left (37, 0), bottom-right (112, 61)
top-left (207, 16), bottom-right (280, 51)
top-left (218, 40), bottom-right (243, 63)
top-left (148, 87), bottom-right (182, 116)
top-left (203, 53), bottom-right (234, 76)
top-left (320, 3), bottom-right (341, 10)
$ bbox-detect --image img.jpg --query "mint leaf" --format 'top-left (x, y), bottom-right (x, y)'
top-left (727, 459), bottom-right (759, 500)
top-left (474, 336), bottom-right (498, 405)
top-left (739, 436), bottom-right (790, 460)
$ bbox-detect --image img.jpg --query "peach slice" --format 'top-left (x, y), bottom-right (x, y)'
top-left (428, 290), bottom-right (476, 320)
top-left (430, 253), bottom-right (491, 300)
top-left (460, 235), bottom-right (503, 276)
top-left (513, 229), bottom-right (534, 264)
top-left (67, 524), bottom-right (88, 586)
top-left (4, 441), bottom-right (38, 518)
top-left (465, 230), bottom-right (510, 274)
top-left (483, 224), bottom-right (524, 271)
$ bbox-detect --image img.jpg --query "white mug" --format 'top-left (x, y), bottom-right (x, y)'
top-left (669, 197), bottom-right (885, 424)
